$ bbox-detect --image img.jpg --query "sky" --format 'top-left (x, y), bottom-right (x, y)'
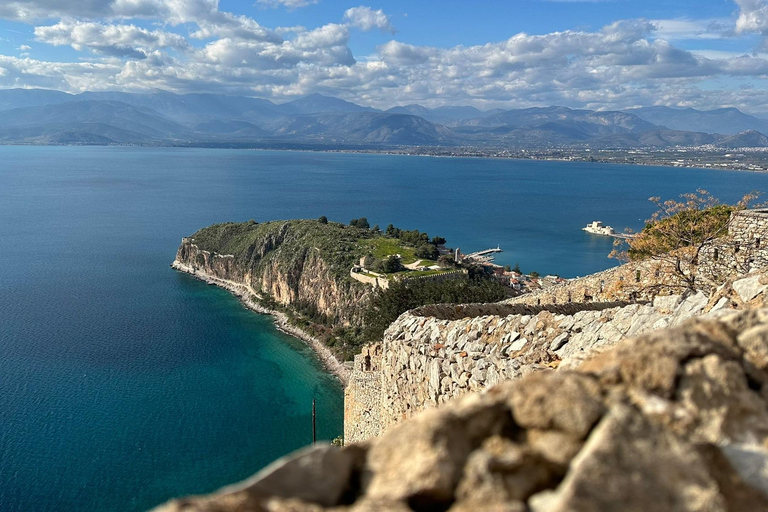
top-left (1, 0), bottom-right (768, 112)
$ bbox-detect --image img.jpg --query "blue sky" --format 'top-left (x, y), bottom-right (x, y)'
top-left (1, 0), bottom-right (768, 112)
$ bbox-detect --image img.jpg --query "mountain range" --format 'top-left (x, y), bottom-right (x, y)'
top-left (1, 89), bottom-right (767, 149)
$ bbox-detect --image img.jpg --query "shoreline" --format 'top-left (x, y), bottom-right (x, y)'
top-left (2, 142), bottom-right (766, 174)
top-left (171, 260), bottom-right (350, 386)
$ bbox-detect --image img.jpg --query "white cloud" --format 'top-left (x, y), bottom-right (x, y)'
top-left (2, 1), bottom-right (768, 113)
top-left (343, 6), bottom-right (395, 34)
top-left (34, 20), bottom-right (190, 58)
top-left (0, 0), bottom-right (280, 42)
top-left (735, 0), bottom-right (768, 34)
top-left (650, 18), bottom-right (731, 41)
top-left (256, 0), bottom-right (320, 9)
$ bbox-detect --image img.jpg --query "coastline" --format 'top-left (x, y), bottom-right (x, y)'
top-left (171, 260), bottom-right (350, 386)
top-left (2, 142), bottom-right (766, 174)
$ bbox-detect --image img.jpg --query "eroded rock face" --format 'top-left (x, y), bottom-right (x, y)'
top-left (154, 310), bottom-right (768, 512)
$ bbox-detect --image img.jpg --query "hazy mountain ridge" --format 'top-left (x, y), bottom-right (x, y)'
top-left (625, 106), bottom-right (768, 136)
top-left (0, 88), bottom-right (767, 148)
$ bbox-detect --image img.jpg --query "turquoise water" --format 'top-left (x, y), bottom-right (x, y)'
top-left (1, 146), bottom-right (766, 511)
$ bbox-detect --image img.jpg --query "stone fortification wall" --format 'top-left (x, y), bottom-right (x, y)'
top-left (345, 269), bottom-right (768, 443)
top-left (371, 292), bottom-right (714, 438)
top-left (343, 345), bottom-right (383, 443)
top-left (344, 285), bottom-right (754, 443)
top-left (349, 270), bottom-right (389, 289)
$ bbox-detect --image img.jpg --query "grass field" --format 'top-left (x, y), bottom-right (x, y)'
top-left (361, 237), bottom-right (419, 264)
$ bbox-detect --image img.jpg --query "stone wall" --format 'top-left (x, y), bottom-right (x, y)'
top-left (345, 289), bottom-right (736, 443)
top-left (349, 270), bottom-right (389, 290)
top-left (343, 345), bottom-right (383, 443)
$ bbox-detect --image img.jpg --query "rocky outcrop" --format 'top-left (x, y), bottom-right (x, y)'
top-left (175, 231), bottom-right (367, 326)
top-left (153, 308), bottom-right (768, 512)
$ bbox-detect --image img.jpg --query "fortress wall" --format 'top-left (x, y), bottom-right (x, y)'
top-left (345, 292), bottom-right (714, 443)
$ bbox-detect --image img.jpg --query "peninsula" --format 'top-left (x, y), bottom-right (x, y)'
top-left (171, 218), bottom-right (507, 377)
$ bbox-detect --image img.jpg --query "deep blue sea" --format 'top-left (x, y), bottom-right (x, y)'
top-left (1, 146), bottom-right (766, 512)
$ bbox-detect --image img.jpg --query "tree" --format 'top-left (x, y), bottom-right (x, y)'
top-left (350, 217), bottom-right (370, 229)
top-left (513, 262), bottom-right (522, 274)
top-left (381, 255), bottom-right (403, 273)
top-left (318, 215), bottom-right (328, 224)
top-left (385, 224), bottom-right (396, 236)
top-left (372, 224), bottom-right (380, 233)
top-left (415, 243), bottom-right (439, 260)
top-left (431, 236), bottom-right (447, 246)
top-left (363, 277), bottom-right (506, 341)
top-left (611, 189), bottom-right (759, 291)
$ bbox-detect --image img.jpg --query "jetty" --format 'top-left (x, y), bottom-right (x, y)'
top-left (456, 246), bottom-right (503, 265)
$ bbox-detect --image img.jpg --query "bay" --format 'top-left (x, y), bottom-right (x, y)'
top-left (0, 146), bottom-right (765, 512)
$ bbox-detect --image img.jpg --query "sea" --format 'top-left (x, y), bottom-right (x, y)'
top-left (1, 146), bottom-right (766, 511)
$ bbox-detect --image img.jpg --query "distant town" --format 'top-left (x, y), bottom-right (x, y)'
top-left (348, 145), bottom-right (768, 173)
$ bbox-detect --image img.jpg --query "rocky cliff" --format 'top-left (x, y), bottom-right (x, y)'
top-left (173, 220), bottom-right (373, 359)
top-left (154, 308), bottom-right (768, 512)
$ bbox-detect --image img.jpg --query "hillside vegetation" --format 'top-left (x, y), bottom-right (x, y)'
top-left (183, 218), bottom-right (504, 360)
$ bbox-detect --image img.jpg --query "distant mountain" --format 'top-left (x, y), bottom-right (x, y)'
top-left (79, 91), bottom-right (283, 126)
top-left (276, 93), bottom-right (378, 115)
top-left (626, 106), bottom-right (768, 136)
top-left (468, 106), bottom-right (657, 135)
top-left (0, 88), bottom-right (73, 111)
top-left (717, 130), bottom-right (768, 148)
top-left (386, 104), bottom-right (434, 117)
top-left (386, 104), bottom-right (491, 124)
top-left (1, 87), bottom-right (768, 149)
top-left (271, 112), bottom-right (448, 145)
top-left (191, 119), bottom-right (268, 139)
top-left (0, 100), bottom-right (189, 143)
top-left (585, 130), bottom-right (721, 149)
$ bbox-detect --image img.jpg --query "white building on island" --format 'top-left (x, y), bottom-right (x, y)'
top-left (583, 221), bottom-right (616, 236)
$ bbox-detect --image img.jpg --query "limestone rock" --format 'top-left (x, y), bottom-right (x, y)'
top-left (734, 274), bottom-right (768, 303)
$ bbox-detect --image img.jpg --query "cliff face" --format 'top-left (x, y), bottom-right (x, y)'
top-left (173, 220), bottom-right (371, 328)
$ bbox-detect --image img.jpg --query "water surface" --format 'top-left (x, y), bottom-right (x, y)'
top-left (1, 146), bottom-right (765, 511)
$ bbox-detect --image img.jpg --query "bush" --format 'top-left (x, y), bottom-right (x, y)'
top-left (350, 217), bottom-right (370, 229)
top-left (363, 277), bottom-right (506, 341)
top-left (415, 243), bottom-right (439, 260)
top-left (318, 215), bottom-right (328, 224)
top-left (382, 255), bottom-right (403, 273)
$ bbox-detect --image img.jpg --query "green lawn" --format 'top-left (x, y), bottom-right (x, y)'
top-left (361, 238), bottom-right (418, 264)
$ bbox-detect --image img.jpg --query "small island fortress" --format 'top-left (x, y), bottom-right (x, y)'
top-left (582, 220), bottom-right (616, 236)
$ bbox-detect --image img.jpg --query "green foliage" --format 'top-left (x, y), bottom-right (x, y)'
top-left (529, 271), bottom-right (540, 278)
top-left (191, 219), bottom-right (374, 282)
top-left (349, 217), bottom-right (370, 229)
top-left (513, 262), bottom-right (522, 274)
top-left (627, 204), bottom-right (735, 261)
top-left (318, 215), bottom-right (328, 224)
top-left (363, 277), bottom-right (506, 342)
top-left (381, 255), bottom-right (404, 273)
top-left (415, 243), bottom-right (439, 260)
top-left (431, 236), bottom-right (446, 246)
